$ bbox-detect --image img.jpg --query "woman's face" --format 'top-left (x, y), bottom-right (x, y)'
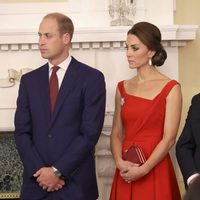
top-left (125, 34), bottom-right (154, 69)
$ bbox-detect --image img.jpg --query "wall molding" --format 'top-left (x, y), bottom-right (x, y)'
top-left (0, 25), bottom-right (198, 51)
top-left (0, 1), bottom-right (81, 15)
top-left (0, 127), bottom-right (14, 132)
top-left (0, 68), bottom-right (33, 88)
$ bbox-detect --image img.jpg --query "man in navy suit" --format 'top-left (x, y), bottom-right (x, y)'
top-left (14, 12), bottom-right (106, 200)
top-left (176, 94), bottom-right (200, 188)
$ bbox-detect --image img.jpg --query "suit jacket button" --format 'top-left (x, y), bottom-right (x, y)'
top-left (48, 134), bottom-right (52, 138)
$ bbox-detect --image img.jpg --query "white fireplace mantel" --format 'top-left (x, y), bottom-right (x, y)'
top-left (0, 23), bottom-right (198, 199)
top-left (0, 25), bottom-right (198, 51)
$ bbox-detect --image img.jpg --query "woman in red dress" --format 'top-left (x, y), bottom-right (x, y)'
top-left (110, 22), bottom-right (182, 200)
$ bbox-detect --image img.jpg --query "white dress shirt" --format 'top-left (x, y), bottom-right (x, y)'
top-left (48, 55), bottom-right (72, 89)
top-left (48, 55), bottom-right (72, 175)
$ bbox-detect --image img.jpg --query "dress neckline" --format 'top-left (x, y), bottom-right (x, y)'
top-left (122, 80), bottom-right (175, 101)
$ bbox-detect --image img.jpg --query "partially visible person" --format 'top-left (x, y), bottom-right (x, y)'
top-left (109, 22), bottom-right (182, 200)
top-left (14, 12), bottom-right (106, 200)
top-left (183, 176), bottom-right (200, 200)
top-left (176, 94), bottom-right (200, 188)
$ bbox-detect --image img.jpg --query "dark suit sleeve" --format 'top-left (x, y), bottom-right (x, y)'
top-left (14, 76), bottom-right (44, 178)
top-left (53, 71), bottom-right (106, 178)
top-left (176, 95), bottom-right (199, 185)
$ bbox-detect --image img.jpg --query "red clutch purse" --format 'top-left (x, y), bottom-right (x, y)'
top-left (122, 145), bottom-right (146, 166)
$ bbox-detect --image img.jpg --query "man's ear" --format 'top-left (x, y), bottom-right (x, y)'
top-left (63, 33), bottom-right (71, 44)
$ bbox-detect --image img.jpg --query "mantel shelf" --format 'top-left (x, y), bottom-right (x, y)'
top-left (0, 25), bottom-right (198, 46)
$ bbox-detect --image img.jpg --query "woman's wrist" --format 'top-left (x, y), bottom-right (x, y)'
top-left (140, 164), bottom-right (150, 176)
top-left (115, 157), bottom-right (123, 168)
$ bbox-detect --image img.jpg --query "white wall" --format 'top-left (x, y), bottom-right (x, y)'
top-left (0, 0), bottom-right (174, 30)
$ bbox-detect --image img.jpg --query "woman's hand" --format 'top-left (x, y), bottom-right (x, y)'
top-left (120, 164), bottom-right (147, 183)
top-left (116, 158), bottom-right (134, 173)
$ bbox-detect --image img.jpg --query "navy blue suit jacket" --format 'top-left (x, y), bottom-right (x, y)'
top-left (176, 94), bottom-right (200, 187)
top-left (14, 57), bottom-right (106, 200)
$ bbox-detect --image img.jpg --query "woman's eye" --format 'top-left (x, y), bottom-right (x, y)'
top-left (125, 45), bottom-right (139, 51)
top-left (131, 47), bottom-right (139, 51)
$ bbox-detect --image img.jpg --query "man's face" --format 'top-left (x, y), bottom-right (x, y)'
top-left (38, 18), bottom-right (69, 64)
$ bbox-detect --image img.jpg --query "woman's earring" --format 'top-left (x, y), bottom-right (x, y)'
top-left (148, 58), bottom-right (152, 66)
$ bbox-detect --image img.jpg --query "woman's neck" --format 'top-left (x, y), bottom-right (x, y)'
top-left (136, 65), bottom-right (158, 82)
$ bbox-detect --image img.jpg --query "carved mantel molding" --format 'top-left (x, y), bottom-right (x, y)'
top-left (0, 68), bottom-right (32, 88)
top-left (0, 25), bottom-right (197, 87)
top-left (0, 25), bottom-right (198, 51)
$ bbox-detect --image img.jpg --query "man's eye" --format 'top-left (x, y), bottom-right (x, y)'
top-left (45, 34), bottom-right (51, 38)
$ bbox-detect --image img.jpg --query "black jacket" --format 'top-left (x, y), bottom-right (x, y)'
top-left (176, 93), bottom-right (200, 187)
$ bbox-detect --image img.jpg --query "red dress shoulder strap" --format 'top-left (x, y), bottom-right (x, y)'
top-left (117, 81), bottom-right (125, 97)
top-left (161, 80), bottom-right (179, 98)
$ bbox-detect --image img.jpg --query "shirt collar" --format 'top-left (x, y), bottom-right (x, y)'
top-left (48, 55), bottom-right (72, 72)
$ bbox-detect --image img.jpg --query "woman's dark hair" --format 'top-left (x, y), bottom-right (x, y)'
top-left (127, 21), bottom-right (167, 67)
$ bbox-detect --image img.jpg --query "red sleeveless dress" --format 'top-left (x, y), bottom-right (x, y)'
top-left (110, 80), bottom-right (181, 200)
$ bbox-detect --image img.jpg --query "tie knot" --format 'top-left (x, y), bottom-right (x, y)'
top-left (52, 66), bottom-right (60, 73)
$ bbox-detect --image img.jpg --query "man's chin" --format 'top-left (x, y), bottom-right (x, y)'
top-left (40, 54), bottom-right (49, 59)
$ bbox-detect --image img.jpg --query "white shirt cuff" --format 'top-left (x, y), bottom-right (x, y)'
top-left (187, 173), bottom-right (200, 186)
top-left (51, 166), bottom-right (58, 172)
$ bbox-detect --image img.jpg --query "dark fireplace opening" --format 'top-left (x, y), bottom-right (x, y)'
top-left (0, 132), bottom-right (22, 199)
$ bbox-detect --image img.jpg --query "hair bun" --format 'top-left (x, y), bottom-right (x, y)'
top-left (152, 49), bottom-right (167, 66)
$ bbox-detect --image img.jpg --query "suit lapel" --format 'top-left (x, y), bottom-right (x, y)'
top-left (49, 57), bottom-right (79, 127)
top-left (38, 64), bottom-right (51, 124)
